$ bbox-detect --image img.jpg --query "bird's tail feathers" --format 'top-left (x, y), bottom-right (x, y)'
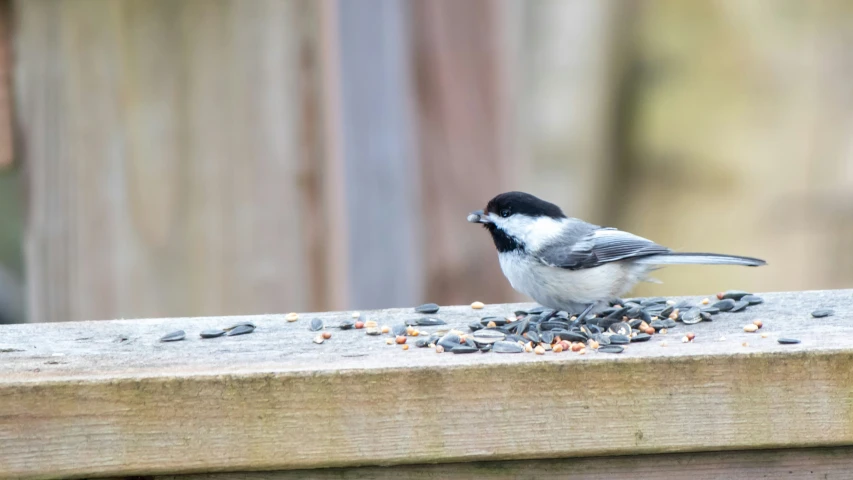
top-left (634, 252), bottom-right (766, 267)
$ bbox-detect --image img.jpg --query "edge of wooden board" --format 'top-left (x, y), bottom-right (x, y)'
top-left (3, 345), bottom-right (853, 478)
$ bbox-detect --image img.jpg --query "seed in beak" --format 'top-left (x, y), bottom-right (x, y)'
top-left (467, 210), bottom-right (488, 223)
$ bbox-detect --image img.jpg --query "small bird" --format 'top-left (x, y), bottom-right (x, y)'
top-left (468, 191), bottom-right (766, 320)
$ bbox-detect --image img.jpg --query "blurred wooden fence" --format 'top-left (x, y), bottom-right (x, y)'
top-left (13, 0), bottom-right (521, 323)
top-left (3, 0), bottom-right (853, 323)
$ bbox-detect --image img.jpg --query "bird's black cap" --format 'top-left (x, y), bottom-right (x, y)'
top-left (484, 191), bottom-right (566, 219)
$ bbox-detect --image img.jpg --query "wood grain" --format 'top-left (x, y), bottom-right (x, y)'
top-left (0, 290), bottom-right (851, 479)
top-left (15, 0), bottom-right (332, 323)
top-left (158, 446), bottom-right (853, 480)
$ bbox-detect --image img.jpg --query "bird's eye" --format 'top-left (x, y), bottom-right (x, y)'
top-left (500, 209), bottom-right (511, 218)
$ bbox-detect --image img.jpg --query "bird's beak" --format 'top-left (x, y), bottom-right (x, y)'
top-left (467, 210), bottom-right (492, 224)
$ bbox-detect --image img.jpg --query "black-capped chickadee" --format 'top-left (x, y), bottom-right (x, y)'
top-left (468, 191), bottom-right (766, 319)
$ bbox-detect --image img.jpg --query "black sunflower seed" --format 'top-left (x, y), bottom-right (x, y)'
top-left (224, 322), bottom-right (256, 331)
top-left (777, 338), bottom-right (801, 345)
top-left (451, 345), bottom-right (478, 354)
top-left (392, 324), bottom-right (408, 337)
top-left (811, 309), bottom-right (834, 318)
top-left (722, 290), bottom-right (751, 300)
top-left (513, 318), bottom-right (530, 335)
top-left (628, 319), bottom-right (643, 329)
top-left (730, 300), bottom-right (749, 312)
top-left (562, 331), bottom-right (588, 343)
top-left (468, 321), bottom-right (484, 332)
top-left (414, 303), bottom-right (440, 314)
top-left (540, 320), bottom-right (569, 331)
top-left (415, 338), bottom-right (430, 348)
top-left (598, 345), bottom-right (624, 354)
top-left (701, 307), bottom-right (720, 315)
top-left (493, 341), bottom-right (524, 353)
top-left (227, 324), bottom-right (255, 336)
top-left (338, 319), bottom-right (356, 330)
top-left (438, 333), bottom-right (461, 350)
top-left (309, 318), bottom-right (324, 331)
top-left (595, 318), bottom-right (620, 331)
top-left (540, 331), bottom-right (555, 344)
top-left (160, 330), bottom-right (185, 342)
top-left (479, 344), bottom-right (493, 353)
top-left (479, 316), bottom-right (507, 327)
top-left (199, 329), bottom-right (225, 339)
top-left (472, 329), bottom-right (505, 344)
top-left (526, 331), bottom-right (541, 343)
top-left (528, 307), bottom-right (546, 314)
top-left (741, 295), bottom-right (764, 305)
top-left (659, 305), bottom-right (674, 318)
top-left (608, 322), bottom-right (631, 336)
top-left (712, 299), bottom-right (736, 312)
top-left (609, 334), bottom-right (630, 345)
top-left (606, 307), bottom-right (628, 320)
top-left (631, 333), bottom-right (652, 342)
top-left (416, 317), bottom-right (446, 326)
top-left (663, 319), bottom-right (677, 329)
top-left (681, 308), bottom-right (702, 325)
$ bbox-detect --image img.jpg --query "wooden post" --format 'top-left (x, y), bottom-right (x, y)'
top-left (335, 0), bottom-right (424, 310)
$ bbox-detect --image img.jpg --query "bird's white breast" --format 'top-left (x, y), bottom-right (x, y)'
top-left (497, 251), bottom-right (651, 311)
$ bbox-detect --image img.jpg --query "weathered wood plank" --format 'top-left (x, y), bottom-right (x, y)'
top-left (0, 290), bottom-right (851, 478)
top-left (15, 0), bottom-right (331, 323)
top-left (158, 446), bottom-right (853, 480)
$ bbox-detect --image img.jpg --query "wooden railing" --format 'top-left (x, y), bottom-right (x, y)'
top-left (1, 289), bottom-right (852, 479)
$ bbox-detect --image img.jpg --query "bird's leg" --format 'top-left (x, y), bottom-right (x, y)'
top-left (576, 303), bottom-right (596, 323)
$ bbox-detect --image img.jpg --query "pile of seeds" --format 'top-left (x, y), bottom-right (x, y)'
top-left (157, 290), bottom-right (839, 350)
top-left (403, 291), bottom-right (771, 355)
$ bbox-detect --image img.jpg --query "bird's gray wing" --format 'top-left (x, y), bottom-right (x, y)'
top-left (535, 227), bottom-right (671, 270)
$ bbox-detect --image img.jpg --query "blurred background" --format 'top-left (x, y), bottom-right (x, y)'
top-left (0, 0), bottom-right (851, 324)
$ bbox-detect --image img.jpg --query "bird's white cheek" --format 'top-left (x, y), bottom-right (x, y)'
top-left (493, 215), bottom-right (565, 251)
